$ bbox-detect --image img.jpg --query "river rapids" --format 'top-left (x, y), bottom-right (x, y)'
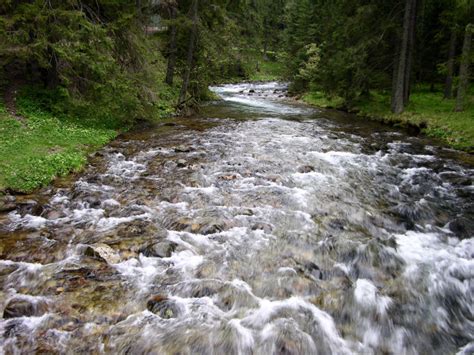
top-left (0, 82), bottom-right (473, 354)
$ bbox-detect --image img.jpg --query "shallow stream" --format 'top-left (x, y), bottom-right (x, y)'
top-left (0, 82), bottom-right (473, 354)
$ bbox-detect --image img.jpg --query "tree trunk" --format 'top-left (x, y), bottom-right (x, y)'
top-left (46, 49), bottom-right (59, 89)
top-left (403, 0), bottom-right (417, 105)
top-left (178, 0), bottom-right (198, 106)
top-left (165, 6), bottom-right (178, 85)
top-left (263, 18), bottom-right (269, 60)
top-left (444, 30), bottom-right (457, 99)
top-left (391, 33), bottom-right (400, 103)
top-left (455, 24), bottom-right (472, 112)
top-left (391, 0), bottom-right (416, 114)
top-left (263, 35), bottom-right (268, 60)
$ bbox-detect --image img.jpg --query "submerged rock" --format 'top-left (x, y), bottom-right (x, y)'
top-left (174, 145), bottom-right (193, 153)
top-left (146, 295), bottom-right (179, 319)
top-left (84, 243), bottom-right (120, 264)
top-left (3, 297), bottom-right (49, 319)
top-left (17, 200), bottom-right (43, 217)
top-left (140, 241), bottom-right (177, 258)
top-left (297, 165), bottom-right (315, 173)
top-left (448, 217), bottom-right (474, 239)
top-left (0, 195), bottom-right (16, 212)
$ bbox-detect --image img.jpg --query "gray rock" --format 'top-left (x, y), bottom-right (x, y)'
top-left (3, 297), bottom-right (49, 319)
top-left (448, 217), bottom-right (474, 240)
top-left (0, 195), bottom-right (16, 212)
top-left (177, 159), bottom-right (187, 168)
top-left (174, 145), bottom-right (193, 153)
top-left (84, 243), bottom-right (121, 264)
top-left (140, 241), bottom-right (177, 258)
top-left (297, 165), bottom-right (315, 173)
top-left (18, 200), bottom-right (43, 216)
top-left (147, 295), bottom-right (179, 319)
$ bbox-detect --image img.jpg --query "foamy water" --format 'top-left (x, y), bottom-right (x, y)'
top-left (0, 82), bottom-right (473, 354)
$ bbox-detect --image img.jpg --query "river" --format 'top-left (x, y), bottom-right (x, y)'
top-left (0, 82), bottom-right (473, 354)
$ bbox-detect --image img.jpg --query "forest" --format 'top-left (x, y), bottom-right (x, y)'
top-left (0, 0), bottom-right (473, 192)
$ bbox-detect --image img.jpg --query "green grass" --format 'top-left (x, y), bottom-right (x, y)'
top-left (0, 96), bottom-right (118, 193)
top-left (211, 49), bottom-right (286, 84)
top-left (0, 51), bottom-right (180, 194)
top-left (302, 86), bottom-right (474, 152)
top-left (302, 91), bottom-right (345, 109)
top-left (248, 58), bottom-right (286, 82)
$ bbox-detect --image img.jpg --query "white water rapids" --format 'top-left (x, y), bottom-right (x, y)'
top-left (0, 82), bottom-right (473, 354)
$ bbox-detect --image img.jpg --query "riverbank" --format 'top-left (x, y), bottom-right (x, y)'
top-left (0, 86), bottom-right (178, 195)
top-left (0, 51), bottom-right (279, 196)
top-left (302, 86), bottom-right (474, 153)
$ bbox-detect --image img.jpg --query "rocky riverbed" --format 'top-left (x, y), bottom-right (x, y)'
top-left (0, 82), bottom-right (473, 354)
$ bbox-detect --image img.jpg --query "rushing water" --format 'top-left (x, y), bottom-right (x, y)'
top-left (1, 82), bottom-right (473, 354)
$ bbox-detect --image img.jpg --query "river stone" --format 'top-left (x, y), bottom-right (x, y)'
top-left (146, 295), bottom-right (179, 319)
top-left (448, 217), bottom-right (474, 239)
top-left (177, 159), bottom-right (187, 167)
top-left (0, 195), bottom-right (16, 212)
top-left (296, 261), bottom-right (322, 280)
top-left (297, 165), bottom-right (315, 173)
top-left (140, 241), bottom-right (177, 258)
top-left (3, 297), bottom-right (49, 319)
top-left (46, 210), bottom-right (62, 220)
top-left (439, 171), bottom-right (472, 186)
top-left (18, 200), bottom-right (43, 217)
top-left (251, 222), bottom-right (273, 233)
top-left (84, 243), bottom-right (121, 264)
top-left (174, 145), bottom-right (193, 153)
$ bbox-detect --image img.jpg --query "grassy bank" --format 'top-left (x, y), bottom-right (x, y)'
top-left (0, 85), bottom-right (178, 194)
top-left (248, 56), bottom-right (286, 82)
top-left (302, 86), bottom-right (474, 152)
top-left (211, 50), bottom-right (286, 84)
top-left (0, 95), bottom-right (117, 193)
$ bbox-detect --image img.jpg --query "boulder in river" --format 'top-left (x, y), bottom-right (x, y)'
top-left (3, 297), bottom-right (49, 319)
top-left (84, 243), bottom-right (121, 264)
